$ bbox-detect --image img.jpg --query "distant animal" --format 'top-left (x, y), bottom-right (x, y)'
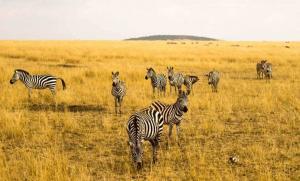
top-left (151, 90), bottom-right (189, 145)
top-left (9, 69), bottom-right (66, 98)
top-left (205, 71), bottom-right (220, 92)
top-left (261, 61), bottom-right (272, 81)
top-left (229, 155), bottom-right (239, 164)
top-left (167, 66), bottom-right (184, 94)
top-left (127, 107), bottom-right (164, 170)
top-left (111, 71), bottom-right (126, 114)
top-left (145, 68), bottom-right (167, 97)
top-left (183, 75), bottom-right (199, 95)
top-left (256, 60), bottom-right (265, 79)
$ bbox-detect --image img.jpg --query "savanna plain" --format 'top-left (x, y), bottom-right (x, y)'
top-left (0, 41), bottom-right (299, 180)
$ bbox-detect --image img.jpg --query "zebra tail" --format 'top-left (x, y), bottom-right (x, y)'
top-left (57, 78), bottom-right (66, 90)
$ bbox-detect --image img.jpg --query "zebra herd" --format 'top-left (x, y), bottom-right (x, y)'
top-left (9, 60), bottom-right (272, 170)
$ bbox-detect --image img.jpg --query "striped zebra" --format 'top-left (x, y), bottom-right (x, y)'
top-left (111, 71), bottom-right (126, 114)
top-left (261, 61), bottom-right (272, 81)
top-left (256, 60), bottom-right (265, 79)
top-left (145, 68), bottom-right (167, 97)
top-left (205, 71), bottom-right (220, 92)
top-left (167, 66), bottom-right (184, 94)
top-left (184, 75), bottom-right (199, 95)
top-left (151, 90), bottom-right (189, 145)
top-left (127, 107), bottom-right (164, 170)
top-left (9, 69), bottom-right (66, 98)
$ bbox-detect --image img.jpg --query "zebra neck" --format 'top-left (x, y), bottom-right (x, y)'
top-left (19, 73), bottom-right (32, 84)
top-left (174, 103), bottom-right (184, 116)
top-left (150, 75), bottom-right (157, 85)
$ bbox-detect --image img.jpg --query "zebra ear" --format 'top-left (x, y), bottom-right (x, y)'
top-left (116, 71), bottom-right (119, 76)
top-left (112, 72), bottom-right (114, 75)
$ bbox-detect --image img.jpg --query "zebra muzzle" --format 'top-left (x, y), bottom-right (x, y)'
top-left (145, 76), bottom-right (148, 80)
top-left (183, 107), bottom-right (188, 112)
top-left (136, 162), bottom-right (142, 170)
top-left (10, 80), bottom-right (14, 84)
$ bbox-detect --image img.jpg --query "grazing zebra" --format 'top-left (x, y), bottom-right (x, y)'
top-left (167, 66), bottom-right (184, 94)
top-left (261, 61), bottom-right (272, 81)
top-left (9, 69), bottom-right (66, 98)
top-left (256, 61), bottom-right (265, 79)
top-left (205, 71), bottom-right (220, 92)
top-left (151, 90), bottom-right (189, 145)
top-left (145, 68), bottom-right (167, 97)
top-left (111, 71), bottom-right (126, 114)
top-left (127, 107), bottom-right (164, 170)
top-left (184, 75), bottom-right (199, 95)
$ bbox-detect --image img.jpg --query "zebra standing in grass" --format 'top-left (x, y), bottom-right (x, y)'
top-left (145, 68), bottom-right (167, 97)
top-left (151, 90), bottom-right (189, 145)
top-left (261, 61), bottom-right (272, 81)
top-left (184, 75), bottom-right (199, 95)
top-left (256, 61), bottom-right (265, 79)
top-left (167, 66), bottom-right (185, 94)
top-left (205, 71), bottom-right (220, 92)
top-left (10, 69), bottom-right (66, 98)
top-left (127, 107), bottom-right (164, 170)
top-left (111, 71), bottom-right (126, 114)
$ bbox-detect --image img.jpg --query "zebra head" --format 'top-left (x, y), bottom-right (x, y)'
top-left (111, 71), bottom-right (120, 86)
top-left (167, 66), bottom-right (174, 80)
top-left (145, 68), bottom-right (155, 80)
top-left (129, 140), bottom-right (144, 169)
top-left (10, 69), bottom-right (26, 84)
top-left (177, 90), bottom-right (189, 112)
top-left (205, 71), bottom-right (218, 85)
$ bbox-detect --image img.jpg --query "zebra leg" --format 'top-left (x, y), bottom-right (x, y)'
top-left (150, 139), bottom-right (159, 164)
top-left (167, 124), bottom-right (173, 148)
top-left (119, 97), bottom-right (122, 114)
top-left (176, 124), bottom-right (181, 145)
top-left (114, 97), bottom-right (118, 114)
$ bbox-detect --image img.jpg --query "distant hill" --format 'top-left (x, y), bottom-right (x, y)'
top-left (125, 35), bottom-right (218, 41)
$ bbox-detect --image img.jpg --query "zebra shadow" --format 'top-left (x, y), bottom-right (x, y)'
top-left (26, 103), bottom-right (106, 113)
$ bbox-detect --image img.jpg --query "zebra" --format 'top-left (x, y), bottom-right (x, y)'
top-left (167, 66), bottom-right (185, 94)
top-left (256, 60), bottom-right (267, 79)
top-left (9, 69), bottom-right (66, 98)
top-left (183, 75), bottom-right (199, 95)
top-left (151, 90), bottom-right (189, 145)
top-left (261, 61), bottom-right (272, 81)
top-left (145, 68), bottom-right (167, 97)
top-left (111, 71), bottom-right (126, 114)
top-left (127, 107), bottom-right (164, 170)
top-left (205, 71), bottom-right (220, 92)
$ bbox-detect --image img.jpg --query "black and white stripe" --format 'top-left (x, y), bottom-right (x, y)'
top-left (111, 71), bottom-right (126, 114)
top-left (151, 91), bottom-right (189, 144)
top-left (145, 67), bottom-right (167, 96)
top-left (205, 71), bottom-right (220, 92)
top-left (184, 75), bottom-right (199, 95)
top-left (261, 61), bottom-right (272, 81)
top-left (256, 60), bottom-right (265, 79)
top-left (10, 69), bottom-right (66, 98)
top-left (167, 66), bottom-right (184, 94)
top-left (127, 107), bottom-right (164, 169)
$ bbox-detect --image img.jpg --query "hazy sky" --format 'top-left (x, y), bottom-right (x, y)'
top-left (0, 0), bottom-right (299, 40)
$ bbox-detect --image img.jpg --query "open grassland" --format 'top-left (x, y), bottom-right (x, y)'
top-left (0, 41), bottom-right (299, 180)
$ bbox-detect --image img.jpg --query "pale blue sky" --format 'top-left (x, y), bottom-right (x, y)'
top-left (0, 0), bottom-right (299, 40)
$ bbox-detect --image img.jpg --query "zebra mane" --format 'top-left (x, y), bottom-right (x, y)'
top-left (15, 69), bottom-right (30, 75)
top-left (147, 67), bottom-right (155, 73)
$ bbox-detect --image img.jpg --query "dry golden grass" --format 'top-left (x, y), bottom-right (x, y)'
top-left (0, 40), bottom-right (299, 180)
